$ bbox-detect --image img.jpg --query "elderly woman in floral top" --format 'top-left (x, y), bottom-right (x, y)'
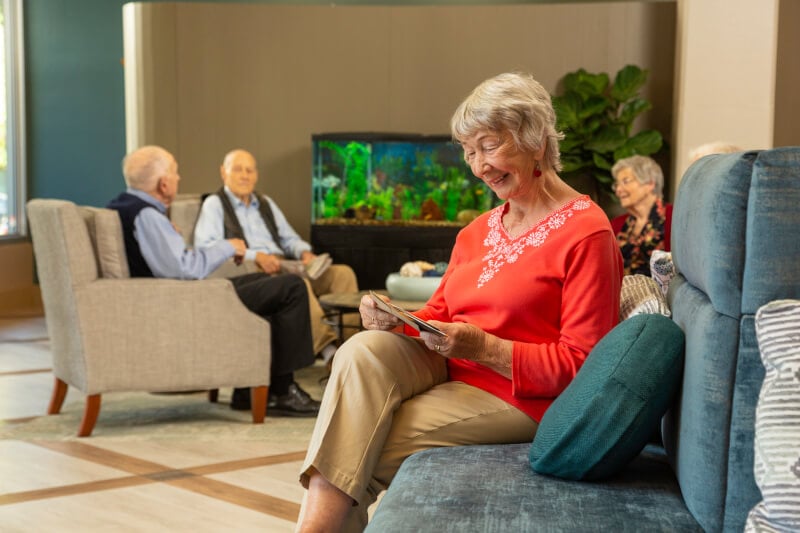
top-left (610, 155), bottom-right (673, 276)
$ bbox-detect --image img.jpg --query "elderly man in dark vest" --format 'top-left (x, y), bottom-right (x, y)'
top-left (107, 145), bottom-right (320, 417)
top-left (193, 149), bottom-right (359, 366)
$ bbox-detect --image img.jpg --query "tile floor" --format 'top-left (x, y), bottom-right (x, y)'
top-left (0, 311), bottom-right (377, 532)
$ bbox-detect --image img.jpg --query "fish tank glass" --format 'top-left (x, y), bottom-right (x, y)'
top-left (312, 133), bottom-right (499, 226)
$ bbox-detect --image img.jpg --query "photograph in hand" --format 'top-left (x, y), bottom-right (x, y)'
top-left (369, 291), bottom-right (447, 337)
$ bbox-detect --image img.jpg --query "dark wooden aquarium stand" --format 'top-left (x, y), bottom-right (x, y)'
top-left (311, 223), bottom-right (461, 290)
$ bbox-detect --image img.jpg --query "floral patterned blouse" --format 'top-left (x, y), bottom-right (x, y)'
top-left (612, 199), bottom-right (672, 276)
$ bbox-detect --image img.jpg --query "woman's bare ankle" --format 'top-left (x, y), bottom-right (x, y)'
top-left (296, 469), bottom-right (354, 532)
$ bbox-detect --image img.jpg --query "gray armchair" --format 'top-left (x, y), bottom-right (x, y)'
top-left (27, 199), bottom-right (271, 436)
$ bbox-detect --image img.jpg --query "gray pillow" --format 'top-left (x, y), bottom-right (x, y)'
top-left (80, 207), bottom-right (129, 279)
top-left (745, 299), bottom-right (800, 532)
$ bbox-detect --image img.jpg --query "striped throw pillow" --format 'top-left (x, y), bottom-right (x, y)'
top-left (746, 299), bottom-right (800, 532)
top-left (619, 274), bottom-right (670, 321)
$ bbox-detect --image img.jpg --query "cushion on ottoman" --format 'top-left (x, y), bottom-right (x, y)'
top-left (530, 313), bottom-right (684, 480)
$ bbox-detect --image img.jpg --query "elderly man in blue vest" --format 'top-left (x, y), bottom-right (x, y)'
top-left (193, 149), bottom-right (359, 368)
top-left (107, 145), bottom-right (320, 417)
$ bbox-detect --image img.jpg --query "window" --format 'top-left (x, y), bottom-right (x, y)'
top-left (0, 0), bottom-right (24, 238)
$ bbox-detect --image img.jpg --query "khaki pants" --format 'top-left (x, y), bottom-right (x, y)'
top-left (306, 264), bottom-right (359, 354)
top-left (300, 330), bottom-right (538, 531)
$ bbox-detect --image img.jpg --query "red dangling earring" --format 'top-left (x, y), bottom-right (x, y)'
top-left (533, 163), bottom-right (542, 177)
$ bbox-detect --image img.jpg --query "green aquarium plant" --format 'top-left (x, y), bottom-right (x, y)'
top-left (317, 140), bottom-right (371, 215)
top-left (552, 64), bottom-right (664, 200)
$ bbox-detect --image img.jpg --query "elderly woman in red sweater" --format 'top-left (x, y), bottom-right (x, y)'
top-left (296, 72), bottom-right (624, 532)
top-left (610, 155), bottom-right (673, 276)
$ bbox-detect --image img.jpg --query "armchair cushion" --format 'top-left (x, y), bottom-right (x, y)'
top-left (530, 313), bottom-right (684, 480)
top-left (81, 207), bottom-right (129, 279)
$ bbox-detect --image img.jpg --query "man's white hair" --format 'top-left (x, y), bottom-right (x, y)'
top-left (689, 142), bottom-right (742, 163)
top-left (222, 149), bottom-right (257, 172)
top-left (122, 145), bottom-right (173, 191)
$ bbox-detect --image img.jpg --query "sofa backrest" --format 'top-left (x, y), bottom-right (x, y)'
top-left (170, 194), bottom-right (203, 247)
top-left (665, 147), bottom-right (800, 532)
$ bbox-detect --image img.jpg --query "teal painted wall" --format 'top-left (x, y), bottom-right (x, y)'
top-left (25, 0), bottom-right (271, 206)
top-left (26, 0), bottom-right (129, 206)
top-left (23, 0), bottom-right (641, 206)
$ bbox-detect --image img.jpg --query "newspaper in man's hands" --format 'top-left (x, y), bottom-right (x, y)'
top-left (280, 253), bottom-right (333, 281)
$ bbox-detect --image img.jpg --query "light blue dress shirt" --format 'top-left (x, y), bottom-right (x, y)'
top-left (193, 187), bottom-right (312, 261)
top-left (127, 188), bottom-right (235, 279)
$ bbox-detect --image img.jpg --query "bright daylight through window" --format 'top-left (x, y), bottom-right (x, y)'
top-left (0, 0), bottom-right (23, 238)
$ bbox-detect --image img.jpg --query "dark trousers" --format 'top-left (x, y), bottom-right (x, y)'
top-left (229, 272), bottom-right (315, 379)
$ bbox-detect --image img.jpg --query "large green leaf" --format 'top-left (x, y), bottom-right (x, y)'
top-left (560, 154), bottom-right (592, 173)
top-left (578, 95), bottom-right (611, 120)
top-left (553, 92), bottom-right (581, 129)
top-left (593, 170), bottom-right (613, 185)
top-left (584, 125), bottom-right (626, 153)
top-left (592, 151), bottom-right (612, 170)
top-left (564, 69), bottom-right (609, 98)
top-left (583, 117), bottom-right (603, 135)
top-left (613, 145), bottom-right (636, 161)
top-left (559, 137), bottom-right (584, 152)
top-left (611, 65), bottom-right (647, 103)
top-left (562, 69), bottom-right (586, 92)
top-left (618, 98), bottom-right (652, 125)
top-left (614, 130), bottom-right (663, 160)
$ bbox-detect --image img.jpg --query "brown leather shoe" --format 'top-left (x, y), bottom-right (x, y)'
top-left (267, 382), bottom-right (321, 417)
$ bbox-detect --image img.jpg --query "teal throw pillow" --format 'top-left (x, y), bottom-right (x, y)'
top-left (529, 313), bottom-right (685, 480)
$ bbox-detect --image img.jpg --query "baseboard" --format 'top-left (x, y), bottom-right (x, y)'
top-left (0, 286), bottom-right (43, 316)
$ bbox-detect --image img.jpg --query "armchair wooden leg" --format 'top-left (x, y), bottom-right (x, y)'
top-left (208, 389), bottom-right (219, 403)
top-left (48, 377), bottom-right (69, 415)
top-left (251, 386), bottom-right (267, 424)
top-left (78, 394), bottom-right (101, 437)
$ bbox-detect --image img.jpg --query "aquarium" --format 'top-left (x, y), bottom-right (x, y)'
top-left (312, 133), bottom-right (498, 225)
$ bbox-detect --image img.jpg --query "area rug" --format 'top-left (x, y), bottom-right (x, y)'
top-left (0, 363), bottom-right (327, 444)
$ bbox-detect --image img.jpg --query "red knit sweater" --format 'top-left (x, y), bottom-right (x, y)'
top-left (410, 196), bottom-right (623, 422)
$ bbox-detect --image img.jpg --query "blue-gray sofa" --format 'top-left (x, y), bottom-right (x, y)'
top-left (367, 147), bottom-right (800, 532)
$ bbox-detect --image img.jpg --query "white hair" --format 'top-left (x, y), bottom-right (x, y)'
top-left (450, 72), bottom-right (564, 171)
top-left (122, 145), bottom-right (174, 191)
top-left (221, 149), bottom-right (257, 172)
top-left (689, 142), bottom-right (742, 163)
top-left (612, 155), bottom-right (664, 198)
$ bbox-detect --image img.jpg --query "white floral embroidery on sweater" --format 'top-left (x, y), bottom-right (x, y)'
top-left (478, 197), bottom-right (591, 288)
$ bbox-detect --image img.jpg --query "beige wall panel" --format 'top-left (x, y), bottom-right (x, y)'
top-left (774, 0), bottom-right (800, 147)
top-left (673, 0), bottom-right (779, 184)
top-left (386, 4), bottom-right (674, 162)
top-left (144, 5), bottom-right (179, 151)
top-left (170, 5), bottom-right (396, 234)
top-left (129, 2), bottom-right (675, 239)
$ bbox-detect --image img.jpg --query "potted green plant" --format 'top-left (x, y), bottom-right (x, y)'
top-left (552, 64), bottom-right (664, 207)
